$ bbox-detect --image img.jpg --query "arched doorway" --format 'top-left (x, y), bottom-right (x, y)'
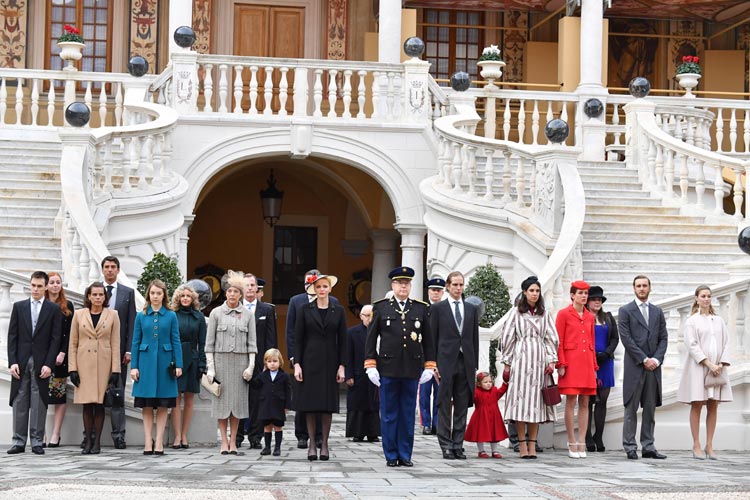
top-left (186, 156), bottom-right (397, 359)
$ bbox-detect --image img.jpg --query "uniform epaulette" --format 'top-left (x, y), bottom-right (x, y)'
top-left (267, 303), bottom-right (276, 308)
top-left (373, 298), bottom-right (388, 304)
top-left (413, 299), bottom-right (429, 306)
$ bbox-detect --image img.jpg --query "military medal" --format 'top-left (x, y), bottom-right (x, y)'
top-left (418, 334), bottom-right (422, 342)
top-left (400, 311), bottom-right (405, 320)
top-left (387, 319), bottom-right (390, 326)
top-left (410, 332), bottom-right (417, 341)
top-left (414, 320), bottom-right (420, 329)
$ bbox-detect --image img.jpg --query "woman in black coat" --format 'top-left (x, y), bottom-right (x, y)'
top-left (293, 274), bottom-right (346, 461)
top-left (46, 271), bottom-right (74, 447)
top-left (345, 305), bottom-right (380, 442)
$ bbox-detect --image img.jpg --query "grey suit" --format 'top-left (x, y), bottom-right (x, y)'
top-left (430, 298), bottom-right (479, 453)
top-left (107, 282), bottom-right (136, 440)
top-left (617, 300), bottom-right (668, 453)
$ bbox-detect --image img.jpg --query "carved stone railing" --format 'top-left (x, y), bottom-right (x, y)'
top-left (626, 99), bottom-right (750, 219)
top-left (0, 68), bottom-right (156, 128)
top-left (58, 80), bottom-right (179, 298)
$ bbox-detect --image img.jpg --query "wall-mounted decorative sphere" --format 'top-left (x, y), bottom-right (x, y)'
top-left (450, 71), bottom-right (471, 92)
top-left (465, 295), bottom-right (486, 321)
top-left (739, 227), bottom-right (750, 256)
top-left (186, 278), bottom-right (213, 310)
top-left (628, 77), bottom-right (651, 98)
top-left (65, 102), bottom-right (90, 127)
top-left (403, 37), bottom-right (425, 58)
top-left (173, 26), bottom-right (196, 48)
top-left (583, 98), bottom-right (603, 118)
top-left (544, 119), bottom-right (569, 144)
top-left (127, 55), bottom-right (149, 77)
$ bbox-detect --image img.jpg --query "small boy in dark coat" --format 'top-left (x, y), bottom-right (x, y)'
top-left (253, 348), bottom-right (292, 456)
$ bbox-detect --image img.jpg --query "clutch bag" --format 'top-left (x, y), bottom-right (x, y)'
top-left (201, 374), bottom-right (221, 397)
top-left (541, 374), bottom-right (561, 406)
top-left (704, 369), bottom-right (728, 388)
top-left (103, 384), bottom-right (124, 408)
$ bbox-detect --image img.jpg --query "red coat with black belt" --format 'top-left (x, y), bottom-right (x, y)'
top-left (555, 305), bottom-right (598, 392)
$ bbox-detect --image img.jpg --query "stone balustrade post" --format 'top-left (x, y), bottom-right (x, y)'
top-left (0, 279), bottom-right (12, 365)
top-left (447, 93), bottom-right (480, 135)
top-left (170, 51), bottom-right (199, 114)
top-left (402, 59), bottom-right (431, 123)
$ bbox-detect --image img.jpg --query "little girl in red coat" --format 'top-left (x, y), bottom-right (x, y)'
top-left (464, 371), bottom-right (509, 458)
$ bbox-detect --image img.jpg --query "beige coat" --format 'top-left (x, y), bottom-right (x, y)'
top-left (69, 308), bottom-right (121, 404)
top-left (677, 313), bottom-right (733, 403)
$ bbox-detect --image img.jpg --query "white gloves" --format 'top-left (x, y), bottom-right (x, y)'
top-left (206, 352), bottom-right (215, 384)
top-left (366, 367), bottom-right (381, 387)
top-left (419, 369), bottom-right (435, 385)
top-left (243, 355), bottom-right (255, 381)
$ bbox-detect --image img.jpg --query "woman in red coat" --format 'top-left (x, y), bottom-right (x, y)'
top-left (464, 372), bottom-right (508, 459)
top-left (556, 281), bottom-right (598, 459)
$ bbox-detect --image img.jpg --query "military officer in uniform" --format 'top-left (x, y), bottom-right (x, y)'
top-left (365, 266), bottom-right (436, 467)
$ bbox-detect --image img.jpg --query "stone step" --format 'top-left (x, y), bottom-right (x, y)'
top-left (581, 181), bottom-right (643, 191)
top-left (576, 161), bottom-right (627, 170)
top-left (0, 195), bottom-right (60, 207)
top-left (577, 168), bottom-right (637, 178)
top-left (0, 214), bottom-right (57, 226)
top-left (0, 243), bottom-right (61, 259)
top-left (582, 229), bottom-right (737, 243)
top-left (0, 185), bottom-right (61, 197)
top-left (0, 204), bottom-right (59, 216)
top-left (581, 257), bottom-right (737, 271)
top-left (586, 203), bottom-right (679, 214)
top-left (584, 269), bottom-right (726, 282)
top-left (586, 196), bottom-right (663, 207)
top-left (582, 220), bottom-right (732, 234)
top-left (0, 176), bottom-right (61, 188)
top-left (585, 188), bottom-right (654, 199)
top-left (0, 224), bottom-right (55, 236)
top-left (0, 156), bottom-right (61, 167)
top-left (581, 248), bottom-right (740, 262)
top-left (584, 212), bottom-right (707, 224)
top-left (583, 238), bottom-right (737, 251)
top-left (0, 256), bottom-right (62, 271)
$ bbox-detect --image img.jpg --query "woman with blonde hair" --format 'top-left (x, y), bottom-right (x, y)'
top-left (205, 270), bottom-right (257, 455)
top-left (68, 282), bottom-right (120, 454)
top-left (677, 285), bottom-right (732, 460)
top-left (131, 279), bottom-right (183, 456)
top-left (170, 284), bottom-right (207, 449)
top-left (45, 271), bottom-right (74, 447)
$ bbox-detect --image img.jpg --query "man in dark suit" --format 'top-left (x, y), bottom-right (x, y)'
top-left (618, 275), bottom-right (669, 460)
top-left (430, 271), bottom-right (479, 460)
top-left (419, 277), bottom-right (445, 435)
top-left (238, 273), bottom-right (278, 449)
top-left (365, 266), bottom-right (436, 467)
top-left (7, 271), bottom-right (62, 455)
top-left (101, 256), bottom-right (136, 449)
top-left (286, 268), bottom-right (337, 449)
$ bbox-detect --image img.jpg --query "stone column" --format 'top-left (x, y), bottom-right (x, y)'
top-left (577, 0), bottom-right (605, 93)
top-left (378, 0), bottom-right (402, 64)
top-left (370, 229), bottom-right (400, 301)
top-left (395, 224), bottom-right (426, 300)
top-left (168, 0), bottom-right (194, 58)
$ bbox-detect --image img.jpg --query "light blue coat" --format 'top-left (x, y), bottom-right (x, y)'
top-left (131, 306), bottom-right (183, 398)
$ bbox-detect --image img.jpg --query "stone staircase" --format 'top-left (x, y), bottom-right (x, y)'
top-left (0, 140), bottom-right (63, 276)
top-left (579, 160), bottom-right (741, 310)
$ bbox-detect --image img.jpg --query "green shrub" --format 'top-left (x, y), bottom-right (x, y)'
top-left (137, 252), bottom-right (183, 299)
top-left (465, 264), bottom-right (512, 378)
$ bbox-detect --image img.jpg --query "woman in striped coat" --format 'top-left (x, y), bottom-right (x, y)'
top-left (499, 276), bottom-right (559, 459)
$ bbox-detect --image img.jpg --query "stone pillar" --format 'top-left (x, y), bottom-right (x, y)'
top-left (168, 0), bottom-right (194, 58)
top-left (577, 0), bottom-right (605, 93)
top-left (395, 224), bottom-right (426, 300)
top-left (370, 229), bottom-right (400, 301)
top-left (378, 0), bottom-right (401, 64)
top-left (178, 215), bottom-right (194, 278)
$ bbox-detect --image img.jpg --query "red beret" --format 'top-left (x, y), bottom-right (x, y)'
top-left (571, 280), bottom-right (590, 290)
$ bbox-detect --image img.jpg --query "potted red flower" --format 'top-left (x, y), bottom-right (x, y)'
top-left (57, 25), bottom-right (85, 69)
top-left (675, 55), bottom-right (701, 98)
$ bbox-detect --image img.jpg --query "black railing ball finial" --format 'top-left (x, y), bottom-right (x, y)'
top-left (65, 102), bottom-right (90, 127)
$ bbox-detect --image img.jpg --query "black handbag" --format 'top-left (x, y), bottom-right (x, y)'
top-left (168, 360), bottom-right (177, 378)
top-left (103, 384), bottom-right (123, 408)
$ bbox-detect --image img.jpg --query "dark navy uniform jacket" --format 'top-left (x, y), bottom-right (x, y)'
top-left (364, 297), bottom-right (436, 378)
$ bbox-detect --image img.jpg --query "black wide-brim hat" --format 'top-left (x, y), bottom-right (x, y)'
top-left (587, 285), bottom-right (607, 303)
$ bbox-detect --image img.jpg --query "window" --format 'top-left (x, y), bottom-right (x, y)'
top-left (423, 9), bottom-right (483, 82)
top-left (47, 0), bottom-right (111, 73)
top-left (272, 226), bottom-right (318, 304)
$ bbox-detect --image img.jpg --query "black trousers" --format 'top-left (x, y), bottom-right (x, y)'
top-left (437, 354), bottom-right (470, 452)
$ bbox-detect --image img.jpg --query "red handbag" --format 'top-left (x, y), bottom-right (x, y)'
top-left (541, 374), bottom-right (561, 406)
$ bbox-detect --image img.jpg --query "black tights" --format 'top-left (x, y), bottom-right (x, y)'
top-left (82, 403), bottom-right (105, 449)
top-left (585, 387), bottom-right (611, 446)
top-left (306, 413), bottom-right (332, 455)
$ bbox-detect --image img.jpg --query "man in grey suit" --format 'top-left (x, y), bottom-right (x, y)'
top-left (430, 271), bottom-right (479, 460)
top-left (7, 271), bottom-right (62, 455)
top-left (618, 275), bottom-right (669, 460)
top-left (101, 256), bottom-right (136, 449)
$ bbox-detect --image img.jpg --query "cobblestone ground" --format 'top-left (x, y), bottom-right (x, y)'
top-left (0, 412), bottom-right (748, 499)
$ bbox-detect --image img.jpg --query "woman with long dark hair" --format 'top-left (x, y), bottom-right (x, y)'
top-left (499, 276), bottom-right (558, 459)
top-left (68, 282), bottom-right (120, 454)
top-left (45, 271), bottom-right (74, 447)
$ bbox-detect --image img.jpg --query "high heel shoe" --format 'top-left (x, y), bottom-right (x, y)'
top-left (526, 439), bottom-right (537, 459)
top-left (577, 443), bottom-right (587, 459)
top-left (567, 442), bottom-right (580, 459)
top-left (144, 440), bottom-right (155, 456)
top-left (307, 451), bottom-right (318, 461)
top-left (48, 436), bottom-right (61, 448)
top-left (692, 451), bottom-right (705, 460)
top-left (705, 448), bottom-right (718, 460)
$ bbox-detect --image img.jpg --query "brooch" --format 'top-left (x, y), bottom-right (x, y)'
top-left (386, 319), bottom-right (390, 327)
top-left (414, 320), bottom-right (421, 329)
top-left (410, 332), bottom-right (417, 341)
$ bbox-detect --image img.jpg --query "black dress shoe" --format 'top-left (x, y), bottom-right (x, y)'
top-left (352, 437), bottom-right (364, 443)
top-left (367, 437), bottom-right (380, 443)
top-left (642, 450), bottom-right (667, 459)
top-left (397, 458), bottom-right (413, 467)
top-left (422, 426), bottom-right (432, 435)
top-left (512, 443), bottom-right (520, 452)
top-left (586, 443), bottom-right (596, 453)
top-left (430, 427), bottom-right (437, 435)
top-left (297, 438), bottom-right (308, 449)
top-left (31, 446), bottom-right (44, 455)
top-left (453, 450), bottom-right (467, 460)
top-left (442, 450), bottom-right (455, 460)
top-left (260, 447), bottom-right (271, 456)
top-left (113, 438), bottom-right (126, 450)
top-left (626, 450), bottom-right (638, 460)
top-left (386, 459), bottom-right (398, 467)
top-left (250, 440), bottom-right (263, 450)
top-left (6, 445), bottom-right (25, 454)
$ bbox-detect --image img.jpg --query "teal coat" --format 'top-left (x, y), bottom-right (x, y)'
top-left (131, 306), bottom-right (183, 398)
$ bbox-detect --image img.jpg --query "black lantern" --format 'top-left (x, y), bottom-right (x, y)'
top-left (260, 171), bottom-right (284, 227)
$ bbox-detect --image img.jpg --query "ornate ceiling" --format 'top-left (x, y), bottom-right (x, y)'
top-left (403, 1), bottom-right (750, 23)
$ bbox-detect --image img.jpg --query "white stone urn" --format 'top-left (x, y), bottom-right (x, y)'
top-left (57, 41), bottom-right (85, 70)
top-left (675, 72), bottom-right (701, 98)
top-left (478, 60), bottom-right (506, 85)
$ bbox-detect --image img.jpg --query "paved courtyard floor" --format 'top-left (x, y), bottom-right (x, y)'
top-left (0, 414), bottom-right (748, 499)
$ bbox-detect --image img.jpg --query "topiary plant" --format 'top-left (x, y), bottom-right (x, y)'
top-left (464, 263), bottom-right (512, 378)
top-left (137, 252), bottom-right (183, 299)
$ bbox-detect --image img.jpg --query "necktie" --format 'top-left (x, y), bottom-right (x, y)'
top-left (399, 301), bottom-right (405, 310)
top-left (454, 300), bottom-right (462, 330)
top-left (106, 285), bottom-right (113, 300)
top-left (640, 302), bottom-right (649, 324)
top-left (247, 302), bottom-right (255, 313)
top-left (32, 300), bottom-right (40, 332)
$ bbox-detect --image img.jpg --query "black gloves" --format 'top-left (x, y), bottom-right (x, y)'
top-left (108, 373), bottom-right (120, 386)
top-left (596, 352), bottom-right (608, 366)
top-left (70, 371), bottom-right (80, 387)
